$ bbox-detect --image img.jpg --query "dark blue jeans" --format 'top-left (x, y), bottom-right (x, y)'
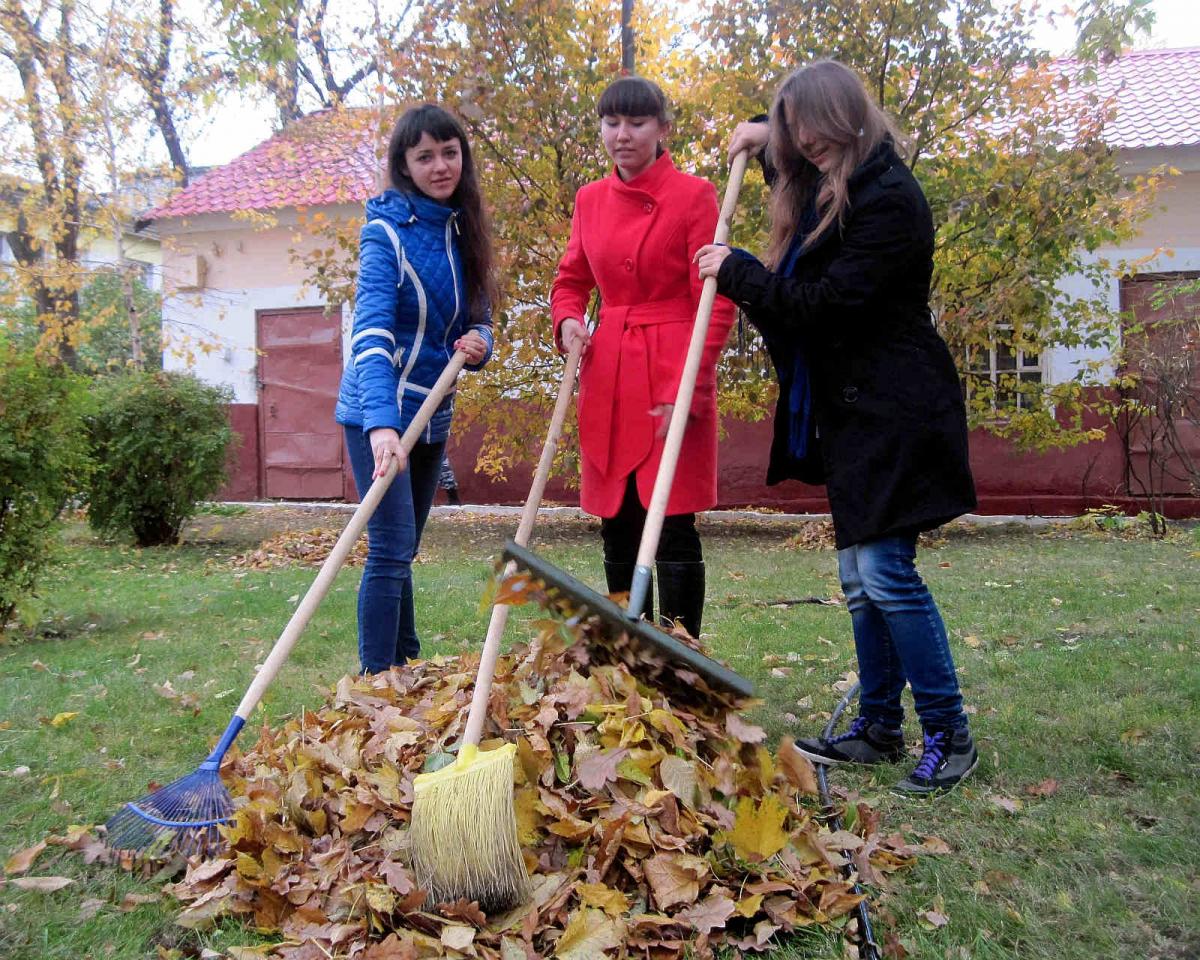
top-left (344, 425), bottom-right (445, 674)
top-left (837, 533), bottom-right (967, 732)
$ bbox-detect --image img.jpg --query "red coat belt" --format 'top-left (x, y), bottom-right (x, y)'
top-left (579, 296), bottom-right (695, 480)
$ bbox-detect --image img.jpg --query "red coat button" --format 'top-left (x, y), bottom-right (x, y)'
top-left (643, 202), bottom-right (653, 213)
top-left (623, 259), bottom-right (634, 271)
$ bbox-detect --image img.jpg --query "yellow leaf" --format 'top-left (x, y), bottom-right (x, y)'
top-left (50, 712), bottom-right (78, 728)
top-left (576, 882), bottom-right (629, 916)
top-left (728, 794), bottom-right (789, 862)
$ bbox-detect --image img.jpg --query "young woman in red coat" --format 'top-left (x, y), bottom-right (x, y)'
top-left (551, 76), bottom-right (735, 637)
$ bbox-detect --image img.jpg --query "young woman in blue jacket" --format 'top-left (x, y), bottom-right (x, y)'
top-left (335, 105), bottom-right (497, 674)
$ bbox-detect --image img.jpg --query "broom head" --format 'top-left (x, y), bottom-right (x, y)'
top-left (104, 764), bottom-right (233, 860)
top-left (409, 742), bottom-right (530, 913)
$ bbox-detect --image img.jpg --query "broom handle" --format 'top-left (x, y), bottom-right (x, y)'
top-left (233, 351), bottom-right (470, 724)
top-left (460, 339), bottom-right (583, 752)
top-left (627, 151), bottom-right (748, 619)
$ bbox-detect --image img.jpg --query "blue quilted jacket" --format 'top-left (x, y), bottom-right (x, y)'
top-left (334, 189), bottom-right (493, 443)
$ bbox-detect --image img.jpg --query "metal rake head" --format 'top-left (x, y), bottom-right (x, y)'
top-left (105, 764), bottom-right (234, 860)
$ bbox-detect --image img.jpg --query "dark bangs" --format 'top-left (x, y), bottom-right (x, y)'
top-left (596, 77), bottom-right (669, 123)
top-left (386, 105), bottom-right (468, 191)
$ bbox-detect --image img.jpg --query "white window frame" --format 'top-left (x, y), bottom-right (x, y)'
top-left (963, 324), bottom-right (1045, 414)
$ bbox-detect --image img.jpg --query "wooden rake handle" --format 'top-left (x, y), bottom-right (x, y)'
top-left (627, 151), bottom-right (749, 616)
top-left (460, 339), bottom-right (584, 751)
top-left (234, 351), bottom-right (470, 722)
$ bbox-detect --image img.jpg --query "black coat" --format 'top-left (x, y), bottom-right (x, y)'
top-left (717, 141), bottom-right (976, 548)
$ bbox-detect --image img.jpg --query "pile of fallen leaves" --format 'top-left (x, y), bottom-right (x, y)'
top-left (230, 529), bottom-right (370, 570)
top-left (159, 574), bottom-right (926, 959)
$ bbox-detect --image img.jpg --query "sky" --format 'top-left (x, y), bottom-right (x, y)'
top-left (152, 0), bottom-right (1200, 170)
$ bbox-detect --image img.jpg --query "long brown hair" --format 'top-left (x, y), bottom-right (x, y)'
top-left (386, 104), bottom-right (499, 323)
top-left (765, 60), bottom-right (906, 267)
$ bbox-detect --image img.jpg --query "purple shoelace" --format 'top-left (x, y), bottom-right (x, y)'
top-left (912, 731), bottom-right (947, 780)
top-left (829, 716), bottom-right (871, 744)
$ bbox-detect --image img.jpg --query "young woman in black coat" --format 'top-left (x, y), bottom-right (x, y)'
top-left (697, 60), bottom-right (979, 796)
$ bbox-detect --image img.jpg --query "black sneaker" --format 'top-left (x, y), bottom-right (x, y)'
top-left (793, 716), bottom-right (907, 766)
top-left (892, 727), bottom-right (978, 797)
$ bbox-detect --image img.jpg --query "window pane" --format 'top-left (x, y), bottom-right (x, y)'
top-left (996, 342), bottom-right (1017, 370)
top-left (1019, 370), bottom-right (1042, 384)
top-left (1020, 351), bottom-right (1040, 369)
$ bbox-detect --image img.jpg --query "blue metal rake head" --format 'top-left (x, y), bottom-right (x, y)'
top-left (104, 716), bottom-right (243, 858)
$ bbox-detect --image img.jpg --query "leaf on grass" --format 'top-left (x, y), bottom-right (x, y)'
top-left (920, 909), bottom-right (949, 928)
top-left (989, 795), bottom-right (1023, 815)
top-left (555, 907), bottom-right (622, 960)
top-left (120, 891), bottom-right (161, 911)
top-left (10, 876), bottom-right (75, 892)
top-left (919, 836), bottom-right (952, 855)
top-left (1023, 778), bottom-right (1060, 797)
top-left (728, 795), bottom-right (789, 862)
top-left (4, 840), bottom-right (47, 875)
top-left (78, 897), bottom-right (105, 920)
top-left (45, 712), bottom-right (78, 728)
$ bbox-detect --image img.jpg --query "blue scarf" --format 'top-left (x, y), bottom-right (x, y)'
top-left (780, 200), bottom-right (817, 461)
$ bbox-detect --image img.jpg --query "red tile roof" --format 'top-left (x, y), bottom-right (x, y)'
top-left (143, 108), bottom-right (382, 221)
top-left (1056, 46), bottom-right (1200, 150)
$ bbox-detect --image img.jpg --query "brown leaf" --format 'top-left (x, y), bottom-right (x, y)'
top-left (920, 909), bottom-right (950, 928)
top-left (575, 747), bottom-right (629, 792)
top-left (777, 738), bottom-right (818, 794)
top-left (119, 891), bottom-right (161, 911)
top-left (9, 876), bottom-right (75, 892)
top-left (643, 853), bottom-right (708, 909)
top-left (678, 893), bottom-right (737, 934)
top-left (725, 714), bottom-right (766, 744)
top-left (1023, 778), bottom-right (1060, 797)
top-left (4, 840), bottom-right (47, 875)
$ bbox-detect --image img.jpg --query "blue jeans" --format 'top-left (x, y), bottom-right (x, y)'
top-left (837, 534), bottom-right (967, 732)
top-left (344, 425), bottom-right (445, 674)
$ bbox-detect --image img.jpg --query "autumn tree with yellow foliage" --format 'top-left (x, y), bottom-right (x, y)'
top-left (292, 0), bottom-right (1161, 479)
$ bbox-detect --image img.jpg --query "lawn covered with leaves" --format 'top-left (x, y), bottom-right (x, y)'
top-left (0, 509), bottom-right (1197, 960)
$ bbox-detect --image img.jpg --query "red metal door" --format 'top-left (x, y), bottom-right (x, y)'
top-left (257, 307), bottom-right (345, 499)
top-left (1119, 273), bottom-right (1200, 496)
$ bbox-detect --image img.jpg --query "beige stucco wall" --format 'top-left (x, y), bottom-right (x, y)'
top-left (158, 205), bottom-right (361, 402)
top-left (159, 205), bottom-right (361, 295)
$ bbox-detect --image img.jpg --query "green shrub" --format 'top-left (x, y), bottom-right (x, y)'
top-left (0, 339), bottom-right (92, 627)
top-left (86, 371), bottom-right (235, 546)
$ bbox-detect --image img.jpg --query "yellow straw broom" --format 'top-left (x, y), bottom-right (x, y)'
top-left (408, 339), bottom-right (583, 912)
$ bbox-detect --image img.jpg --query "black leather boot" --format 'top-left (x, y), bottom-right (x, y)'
top-left (604, 560), bottom-right (653, 621)
top-left (657, 561), bottom-right (705, 638)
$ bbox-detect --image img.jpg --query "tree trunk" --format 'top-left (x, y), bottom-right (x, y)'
top-left (621, 0), bottom-right (635, 73)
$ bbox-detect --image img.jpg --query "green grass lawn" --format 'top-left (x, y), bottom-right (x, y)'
top-left (0, 511), bottom-right (1197, 959)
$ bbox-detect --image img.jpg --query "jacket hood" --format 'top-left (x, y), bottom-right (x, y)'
top-left (365, 189), bottom-right (456, 226)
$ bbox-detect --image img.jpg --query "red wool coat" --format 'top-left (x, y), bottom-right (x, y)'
top-left (551, 152), bottom-right (735, 518)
